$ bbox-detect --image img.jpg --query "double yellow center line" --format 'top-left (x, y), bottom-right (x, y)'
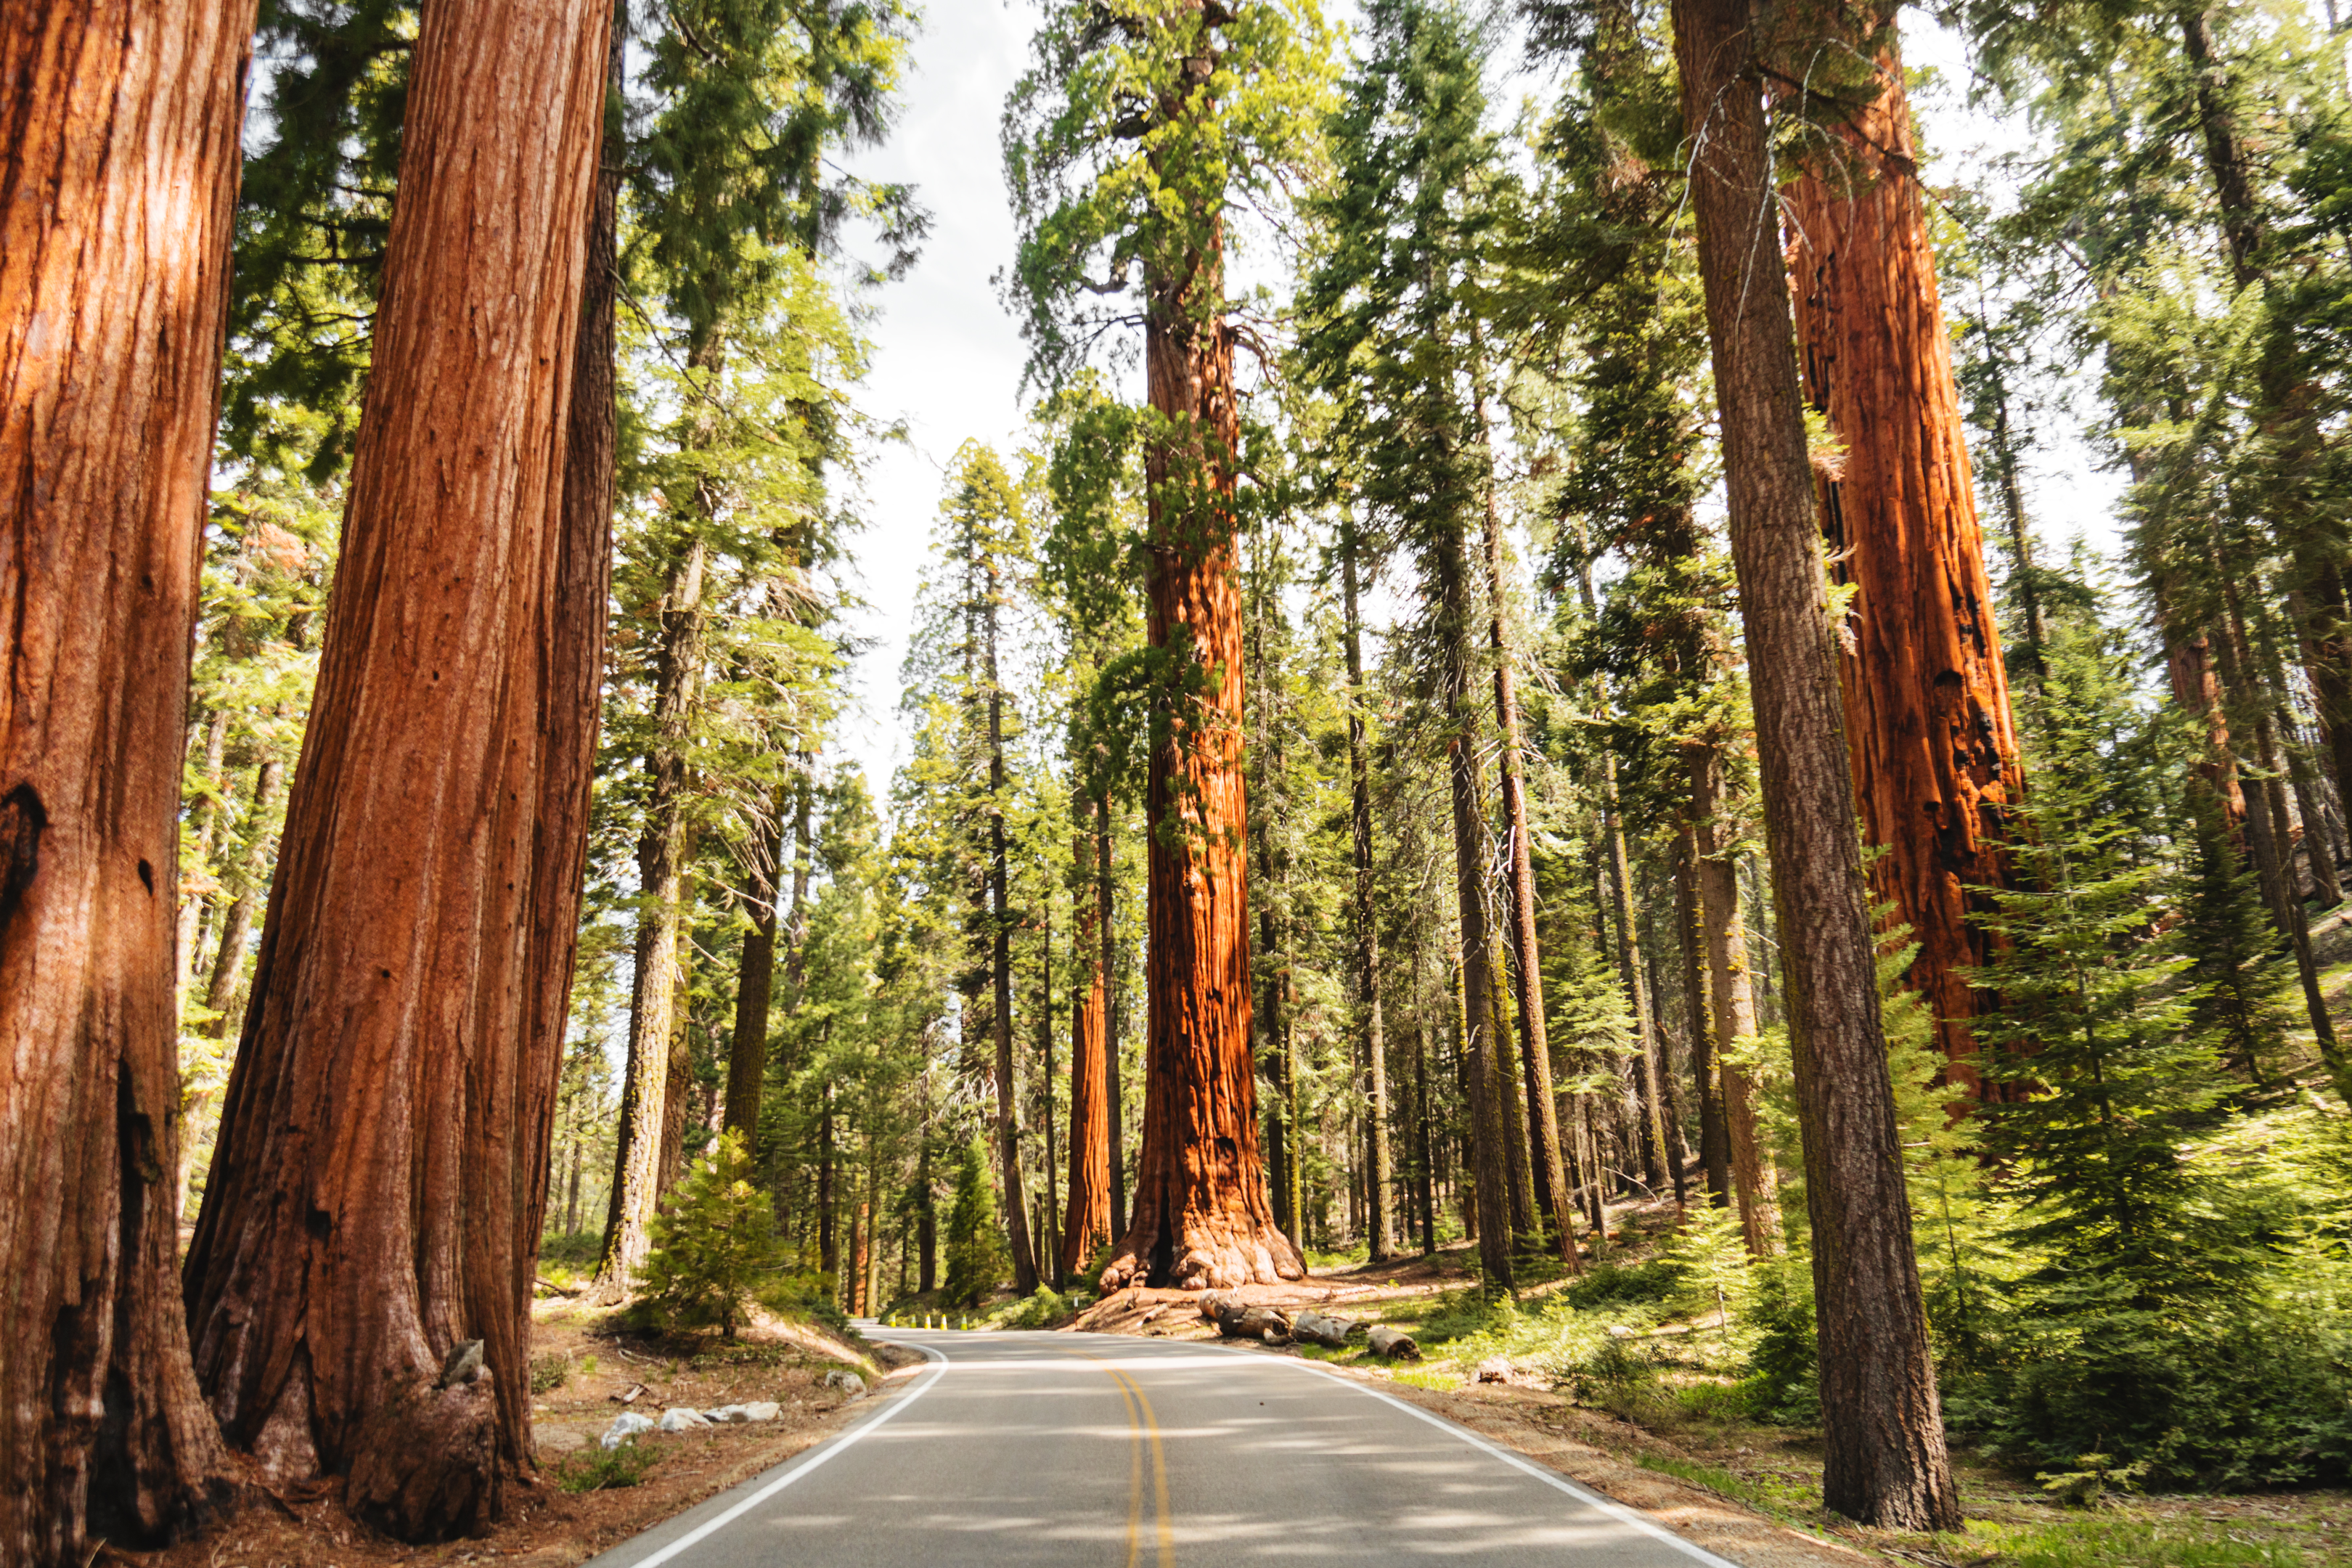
top-left (1077, 1353), bottom-right (1174, 1568)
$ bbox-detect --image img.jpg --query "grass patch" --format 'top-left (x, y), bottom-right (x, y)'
top-left (1633, 1451), bottom-right (1823, 1525)
top-left (550, 1442), bottom-right (662, 1493)
top-left (1945, 1519), bottom-right (2314, 1568)
top-left (528, 1352), bottom-right (571, 1394)
top-left (1389, 1368), bottom-right (1458, 1392)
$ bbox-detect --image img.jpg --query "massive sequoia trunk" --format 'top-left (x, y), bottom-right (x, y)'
top-left (0, 4), bottom-right (253, 1559)
top-left (1783, 36), bottom-right (2024, 1101)
top-left (1098, 180), bottom-right (1301, 1292)
top-left (180, 0), bottom-right (612, 1543)
top-left (1671, 0), bottom-right (1959, 1527)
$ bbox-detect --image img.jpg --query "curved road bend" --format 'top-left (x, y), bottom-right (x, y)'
top-left (581, 1327), bottom-right (1744, 1567)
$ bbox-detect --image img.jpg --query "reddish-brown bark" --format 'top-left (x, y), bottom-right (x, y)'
top-left (1673, 0), bottom-right (1959, 1526)
top-left (1784, 41), bottom-right (2024, 1101)
top-left (179, 0), bottom-right (613, 1543)
top-left (0, 4), bottom-right (254, 1560)
top-left (1689, 742), bottom-right (1782, 1257)
top-left (1063, 810), bottom-right (1114, 1277)
top-left (1098, 189), bottom-right (1301, 1291)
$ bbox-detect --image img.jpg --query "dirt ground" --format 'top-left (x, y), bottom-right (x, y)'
top-left (109, 1299), bottom-right (915, 1568)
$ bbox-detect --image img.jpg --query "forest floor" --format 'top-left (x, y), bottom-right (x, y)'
top-left (1061, 1212), bottom-right (2351, 1568)
top-left (109, 1298), bottom-right (913, 1568)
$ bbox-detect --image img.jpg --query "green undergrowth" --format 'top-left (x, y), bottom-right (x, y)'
top-left (550, 1441), bottom-right (662, 1493)
top-left (1945, 1518), bottom-right (2319, 1568)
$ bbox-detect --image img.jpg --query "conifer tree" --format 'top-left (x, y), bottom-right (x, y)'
top-left (1668, 0), bottom-right (1959, 1523)
top-left (1006, 0), bottom-right (1331, 1291)
top-left (944, 1140), bottom-right (1009, 1309)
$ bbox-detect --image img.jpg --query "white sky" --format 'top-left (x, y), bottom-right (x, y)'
top-left (828, 1), bottom-right (2129, 801)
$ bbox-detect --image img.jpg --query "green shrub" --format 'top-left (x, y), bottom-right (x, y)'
top-left (1957, 1301), bottom-right (2352, 1490)
top-left (637, 1131), bottom-right (785, 1339)
top-left (1553, 1334), bottom-right (1673, 1421)
top-left (1004, 1286), bottom-right (1072, 1329)
top-left (529, 1352), bottom-right (570, 1394)
top-left (942, 1140), bottom-right (1008, 1309)
top-left (551, 1441), bottom-right (661, 1493)
top-left (754, 1267), bottom-right (852, 1334)
top-left (1739, 1253), bottom-right (1820, 1425)
top-left (1561, 1260), bottom-right (1679, 1313)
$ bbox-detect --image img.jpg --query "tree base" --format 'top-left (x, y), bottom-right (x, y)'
top-left (1098, 1212), bottom-right (1303, 1292)
top-left (344, 1380), bottom-right (502, 1543)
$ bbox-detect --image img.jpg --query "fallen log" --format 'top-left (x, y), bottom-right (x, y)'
top-left (1367, 1326), bottom-right (1420, 1361)
top-left (1200, 1290), bottom-right (1291, 1342)
top-left (1291, 1310), bottom-right (1363, 1349)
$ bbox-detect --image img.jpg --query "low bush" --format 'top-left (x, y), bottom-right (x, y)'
top-left (551, 1442), bottom-right (661, 1493)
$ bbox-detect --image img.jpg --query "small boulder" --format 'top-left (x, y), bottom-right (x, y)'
top-left (740, 1400), bottom-right (781, 1422)
top-left (658, 1406), bottom-right (713, 1432)
top-left (820, 1370), bottom-right (866, 1397)
top-left (1475, 1357), bottom-right (1511, 1384)
top-left (600, 1412), bottom-right (655, 1450)
top-left (1368, 1326), bottom-right (1420, 1361)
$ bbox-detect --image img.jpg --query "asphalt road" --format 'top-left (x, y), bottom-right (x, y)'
top-left (581, 1327), bottom-right (1743, 1567)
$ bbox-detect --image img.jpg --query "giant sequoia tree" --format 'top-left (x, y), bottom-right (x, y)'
top-left (0, 4), bottom-right (254, 1561)
top-left (1670, 0), bottom-right (1960, 1527)
top-left (1007, 0), bottom-right (1328, 1289)
top-left (1782, 12), bottom-right (2025, 1095)
top-left (179, 0), bottom-right (612, 1541)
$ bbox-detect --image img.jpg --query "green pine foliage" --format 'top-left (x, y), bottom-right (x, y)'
top-left (638, 1132), bottom-right (788, 1339)
top-left (942, 1141), bottom-right (1009, 1310)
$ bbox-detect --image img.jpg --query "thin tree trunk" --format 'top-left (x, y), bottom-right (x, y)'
top-left (1784, 33), bottom-right (2025, 1104)
top-left (1341, 520), bottom-right (1395, 1262)
top-left (917, 1072), bottom-right (937, 1294)
top-left (1, 3), bottom-right (256, 1557)
top-left (1673, 0), bottom-right (1958, 1524)
top-left (1039, 898), bottom-right (1061, 1289)
top-left (1098, 804), bottom-right (1124, 1236)
top-left (597, 522), bottom-right (704, 1297)
top-left (817, 1080), bottom-right (836, 1283)
top-left (1691, 743), bottom-right (1784, 1256)
top-left (984, 563), bottom-right (1038, 1292)
top-left (1434, 535), bottom-right (1516, 1289)
top-left (723, 802), bottom-right (784, 1142)
top-left (177, 707), bottom-right (233, 996)
top-left (200, 757), bottom-right (285, 1033)
top-left (1604, 765), bottom-right (1673, 1196)
top-left (1474, 441), bottom-right (1577, 1267)
top-left (1098, 80), bottom-right (1299, 1289)
top-left (1675, 826), bottom-right (1730, 1205)
top-left (181, 0), bottom-right (611, 1540)
top-left (1063, 807), bottom-right (1113, 1276)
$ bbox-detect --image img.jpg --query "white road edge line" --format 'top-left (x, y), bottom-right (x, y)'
top-left (1204, 1339), bottom-right (1750, 1568)
top-left (611, 1340), bottom-right (950, 1568)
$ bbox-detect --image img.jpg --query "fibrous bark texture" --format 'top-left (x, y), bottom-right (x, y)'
top-left (0, 4), bottom-right (253, 1559)
top-left (180, 0), bottom-right (612, 1543)
top-left (1689, 743), bottom-right (1781, 1256)
top-left (1099, 216), bottom-right (1301, 1293)
top-left (1673, 0), bottom-right (1959, 1528)
top-left (1784, 41), bottom-right (2023, 1101)
top-left (1063, 812), bottom-right (1114, 1277)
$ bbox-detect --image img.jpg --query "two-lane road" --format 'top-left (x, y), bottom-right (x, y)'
top-left (584, 1328), bottom-right (1742, 1566)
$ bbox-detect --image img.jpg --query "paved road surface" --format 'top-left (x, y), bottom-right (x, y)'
top-left (582, 1327), bottom-right (1740, 1567)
